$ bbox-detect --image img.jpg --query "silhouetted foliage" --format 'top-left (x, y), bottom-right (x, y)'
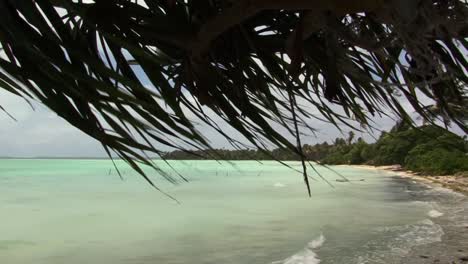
top-left (164, 124), bottom-right (468, 175)
top-left (0, 1), bottom-right (467, 187)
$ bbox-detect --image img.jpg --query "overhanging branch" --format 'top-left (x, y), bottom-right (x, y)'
top-left (191, 0), bottom-right (385, 58)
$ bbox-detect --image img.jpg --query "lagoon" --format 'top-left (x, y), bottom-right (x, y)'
top-left (0, 159), bottom-right (464, 264)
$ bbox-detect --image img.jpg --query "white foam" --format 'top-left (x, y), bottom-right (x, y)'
top-left (274, 182), bottom-right (285, 188)
top-left (279, 250), bottom-right (320, 264)
top-left (307, 234), bottom-right (326, 249)
top-left (428, 210), bottom-right (444, 218)
top-left (357, 219), bottom-right (444, 263)
top-left (397, 219), bottom-right (444, 246)
top-left (272, 234), bottom-right (325, 264)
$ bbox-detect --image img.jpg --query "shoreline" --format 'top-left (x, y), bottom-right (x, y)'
top-left (350, 164), bottom-right (468, 264)
top-left (348, 164), bottom-right (468, 196)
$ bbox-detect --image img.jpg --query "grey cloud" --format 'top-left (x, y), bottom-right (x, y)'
top-left (1, 87), bottom-right (462, 158)
top-left (0, 88), bottom-right (396, 157)
top-left (0, 90), bottom-right (105, 157)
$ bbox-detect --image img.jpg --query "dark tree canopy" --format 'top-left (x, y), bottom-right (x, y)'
top-left (0, 0), bottom-right (467, 193)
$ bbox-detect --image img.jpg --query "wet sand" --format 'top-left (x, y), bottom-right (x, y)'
top-left (349, 164), bottom-right (468, 195)
top-left (349, 165), bottom-right (468, 264)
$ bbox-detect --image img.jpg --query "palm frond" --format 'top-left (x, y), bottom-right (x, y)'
top-left (0, 0), bottom-right (466, 191)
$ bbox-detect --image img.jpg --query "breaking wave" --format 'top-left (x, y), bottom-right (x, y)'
top-left (356, 219), bottom-right (444, 263)
top-left (428, 209), bottom-right (444, 218)
top-left (271, 234), bottom-right (325, 264)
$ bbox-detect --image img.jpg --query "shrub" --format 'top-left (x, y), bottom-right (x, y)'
top-left (405, 147), bottom-right (468, 175)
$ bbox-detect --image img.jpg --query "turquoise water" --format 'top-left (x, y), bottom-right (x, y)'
top-left (0, 160), bottom-right (453, 263)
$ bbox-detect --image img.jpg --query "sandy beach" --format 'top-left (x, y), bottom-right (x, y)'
top-left (349, 164), bottom-right (468, 195)
top-left (349, 164), bottom-right (468, 264)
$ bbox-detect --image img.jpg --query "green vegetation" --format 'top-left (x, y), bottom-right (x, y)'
top-left (0, 1), bottom-right (467, 190)
top-left (164, 124), bottom-right (468, 176)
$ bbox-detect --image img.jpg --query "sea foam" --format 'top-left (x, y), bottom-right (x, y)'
top-left (428, 210), bottom-right (444, 218)
top-left (357, 219), bottom-right (444, 263)
top-left (307, 234), bottom-right (326, 249)
top-left (272, 234), bottom-right (325, 264)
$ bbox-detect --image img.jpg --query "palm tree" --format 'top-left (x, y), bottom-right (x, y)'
top-left (421, 95), bottom-right (468, 129)
top-left (0, 0), bottom-right (466, 194)
top-left (347, 131), bottom-right (355, 145)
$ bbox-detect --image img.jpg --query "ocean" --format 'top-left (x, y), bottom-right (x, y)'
top-left (0, 159), bottom-right (465, 264)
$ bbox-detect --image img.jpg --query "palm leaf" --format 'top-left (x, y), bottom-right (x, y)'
top-left (0, 0), bottom-right (466, 192)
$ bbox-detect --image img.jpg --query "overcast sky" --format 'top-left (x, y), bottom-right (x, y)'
top-left (0, 45), bottom-right (463, 157)
top-left (0, 87), bottom-right (406, 157)
top-left (0, 50), bottom-right (402, 157)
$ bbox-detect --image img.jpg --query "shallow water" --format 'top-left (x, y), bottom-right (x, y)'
top-left (0, 160), bottom-right (462, 263)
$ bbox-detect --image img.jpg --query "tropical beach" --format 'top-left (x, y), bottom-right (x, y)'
top-left (1, 159), bottom-right (467, 264)
top-left (1, 1), bottom-right (467, 263)
top-left (354, 165), bottom-right (468, 264)
top-left (352, 164), bottom-right (468, 195)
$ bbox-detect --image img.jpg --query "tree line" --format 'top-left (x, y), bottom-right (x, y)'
top-left (163, 124), bottom-right (468, 176)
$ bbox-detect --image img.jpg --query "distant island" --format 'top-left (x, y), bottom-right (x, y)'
top-left (0, 157), bottom-right (113, 160)
top-left (3, 124), bottom-right (466, 177)
top-left (163, 124), bottom-right (468, 176)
